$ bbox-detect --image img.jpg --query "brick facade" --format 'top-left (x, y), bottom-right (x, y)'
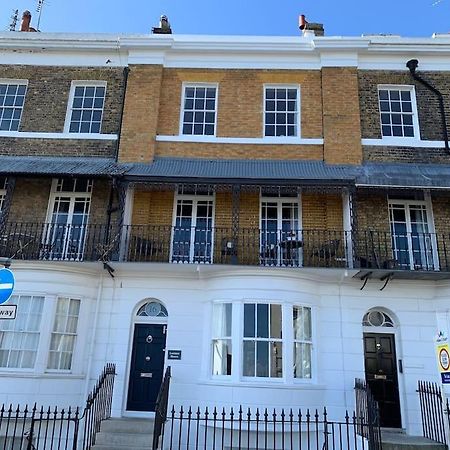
top-left (0, 66), bottom-right (125, 158)
top-left (322, 68), bottom-right (362, 165)
top-left (119, 65), bottom-right (164, 163)
top-left (359, 70), bottom-right (450, 164)
top-left (155, 141), bottom-right (323, 160)
top-left (7, 177), bottom-right (111, 225)
top-left (363, 145), bottom-right (450, 164)
top-left (0, 137), bottom-right (117, 158)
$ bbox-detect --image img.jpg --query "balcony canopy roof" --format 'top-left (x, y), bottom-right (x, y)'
top-left (356, 162), bottom-right (450, 189)
top-left (125, 157), bottom-right (358, 186)
top-left (3, 156), bottom-right (450, 189)
top-left (0, 156), bottom-right (126, 177)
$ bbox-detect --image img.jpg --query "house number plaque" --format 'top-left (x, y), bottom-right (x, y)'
top-left (168, 350), bottom-right (182, 360)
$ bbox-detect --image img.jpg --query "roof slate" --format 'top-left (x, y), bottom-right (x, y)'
top-left (3, 156), bottom-right (450, 189)
top-left (0, 156), bottom-right (126, 177)
top-left (125, 158), bottom-right (358, 184)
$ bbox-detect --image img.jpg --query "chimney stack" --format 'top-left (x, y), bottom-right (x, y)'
top-left (299, 14), bottom-right (324, 37)
top-left (20, 10), bottom-right (37, 32)
top-left (152, 15), bottom-right (172, 34)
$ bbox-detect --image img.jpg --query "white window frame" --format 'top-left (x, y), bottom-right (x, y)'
top-left (0, 293), bottom-right (87, 375)
top-left (0, 79), bottom-right (28, 132)
top-left (64, 80), bottom-right (107, 134)
top-left (43, 178), bottom-right (93, 261)
top-left (46, 297), bottom-right (81, 372)
top-left (387, 194), bottom-right (439, 271)
top-left (263, 84), bottom-right (301, 139)
top-left (377, 84), bottom-right (420, 142)
top-left (211, 302), bottom-right (233, 378)
top-left (210, 300), bottom-right (315, 384)
top-left (0, 294), bottom-right (45, 370)
top-left (179, 82), bottom-right (219, 137)
top-left (170, 192), bottom-right (216, 264)
top-left (0, 177), bottom-right (7, 212)
top-left (259, 194), bottom-right (303, 266)
top-left (242, 302), bottom-right (284, 379)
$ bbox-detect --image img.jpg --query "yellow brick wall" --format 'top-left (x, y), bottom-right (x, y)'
top-left (131, 190), bottom-right (174, 225)
top-left (302, 193), bottom-right (343, 230)
top-left (322, 68), bottom-right (362, 165)
top-left (155, 142), bottom-right (323, 160)
top-left (157, 68), bottom-right (323, 139)
top-left (118, 65), bottom-right (164, 163)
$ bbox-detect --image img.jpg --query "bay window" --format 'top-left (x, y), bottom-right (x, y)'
top-left (0, 295), bottom-right (44, 369)
top-left (211, 302), bottom-right (313, 381)
top-left (0, 295), bottom-right (83, 373)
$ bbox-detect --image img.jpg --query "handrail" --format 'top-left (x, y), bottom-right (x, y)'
top-left (152, 366), bottom-right (171, 450)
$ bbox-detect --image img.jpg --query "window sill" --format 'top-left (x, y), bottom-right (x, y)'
top-left (0, 131), bottom-right (118, 141)
top-left (361, 138), bottom-right (446, 148)
top-left (0, 370), bottom-right (84, 379)
top-left (201, 379), bottom-right (322, 389)
top-left (156, 135), bottom-right (324, 145)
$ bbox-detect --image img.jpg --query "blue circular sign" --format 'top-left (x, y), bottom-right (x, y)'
top-left (0, 268), bottom-right (15, 305)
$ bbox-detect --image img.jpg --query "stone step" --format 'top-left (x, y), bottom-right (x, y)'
top-left (381, 430), bottom-right (447, 450)
top-left (95, 431), bottom-right (153, 447)
top-left (92, 446), bottom-right (150, 450)
top-left (99, 417), bottom-right (154, 434)
top-left (91, 417), bottom-right (155, 450)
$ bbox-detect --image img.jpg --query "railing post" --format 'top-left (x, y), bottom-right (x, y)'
top-left (26, 403), bottom-right (37, 450)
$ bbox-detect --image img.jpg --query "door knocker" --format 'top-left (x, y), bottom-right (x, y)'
top-left (146, 335), bottom-right (153, 343)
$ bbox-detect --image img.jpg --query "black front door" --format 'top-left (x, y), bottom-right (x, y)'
top-left (363, 333), bottom-right (401, 428)
top-left (127, 324), bottom-right (167, 412)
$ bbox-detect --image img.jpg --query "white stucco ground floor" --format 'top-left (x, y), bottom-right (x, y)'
top-left (0, 261), bottom-right (449, 436)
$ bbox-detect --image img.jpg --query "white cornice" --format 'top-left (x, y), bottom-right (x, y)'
top-left (1, 32), bottom-right (450, 70)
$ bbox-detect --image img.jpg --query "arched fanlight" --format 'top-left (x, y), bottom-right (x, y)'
top-left (137, 300), bottom-right (168, 317)
top-left (362, 309), bottom-right (394, 327)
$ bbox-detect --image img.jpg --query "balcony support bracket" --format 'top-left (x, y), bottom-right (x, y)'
top-left (379, 272), bottom-right (394, 291)
top-left (359, 272), bottom-right (372, 290)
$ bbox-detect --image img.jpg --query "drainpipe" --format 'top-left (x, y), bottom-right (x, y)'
top-left (104, 67), bottom-right (130, 243)
top-left (406, 59), bottom-right (450, 155)
top-left (83, 272), bottom-right (104, 401)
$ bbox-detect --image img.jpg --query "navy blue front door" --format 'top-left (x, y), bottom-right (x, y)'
top-left (127, 324), bottom-right (166, 412)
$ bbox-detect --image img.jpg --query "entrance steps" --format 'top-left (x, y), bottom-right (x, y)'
top-left (91, 417), bottom-right (154, 450)
top-left (381, 429), bottom-right (447, 450)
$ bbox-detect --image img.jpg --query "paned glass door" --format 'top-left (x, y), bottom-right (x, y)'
top-left (389, 201), bottom-right (435, 270)
top-left (261, 199), bottom-right (300, 266)
top-left (44, 179), bottom-right (92, 260)
top-left (171, 197), bottom-right (214, 263)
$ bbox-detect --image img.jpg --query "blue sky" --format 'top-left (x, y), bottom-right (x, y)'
top-left (1, 0), bottom-right (449, 37)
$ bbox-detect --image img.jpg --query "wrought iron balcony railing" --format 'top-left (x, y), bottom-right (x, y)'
top-left (0, 222), bottom-right (449, 272)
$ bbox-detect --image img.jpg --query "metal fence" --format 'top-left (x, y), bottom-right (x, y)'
top-left (0, 363), bottom-right (116, 450)
top-left (2, 221), bottom-right (450, 273)
top-left (155, 406), bottom-right (381, 450)
top-left (417, 380), bottom-right (450, 445)
top-left (354, 379), bottom-right (381, 450)
top-left (152, 366), bottom-right (172, 450)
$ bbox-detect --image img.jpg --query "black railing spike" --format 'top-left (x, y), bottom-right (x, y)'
top-left (256, 408), bottom-right (260, 418)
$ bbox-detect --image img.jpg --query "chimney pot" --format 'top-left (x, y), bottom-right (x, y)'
top-left (20, 10), bottom-right (37, 32)
top-left (299, 14), bottom-right (324, 36)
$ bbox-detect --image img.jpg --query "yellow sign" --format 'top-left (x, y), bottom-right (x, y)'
top-left (435, 334), bottom-right (450, 384)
